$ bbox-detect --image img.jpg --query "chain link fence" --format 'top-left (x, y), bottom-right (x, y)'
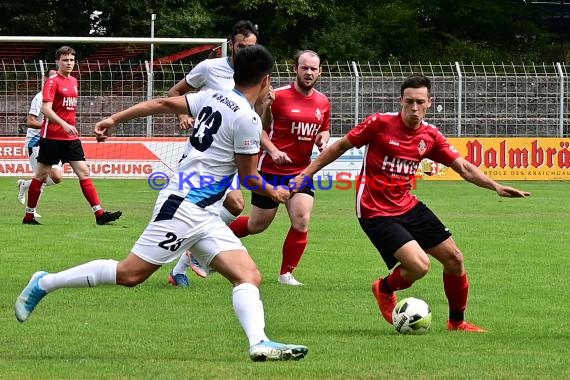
top-left (1, 59), bottom-right (568, 138)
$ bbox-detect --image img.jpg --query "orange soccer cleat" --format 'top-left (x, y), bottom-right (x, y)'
top-left (372, 278), bottom-right (397, 324)
top-left (447, 320), bottom-right (488, 333)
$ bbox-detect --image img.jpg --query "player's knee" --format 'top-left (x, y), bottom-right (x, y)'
top-left (418, 261), bottom-right (430, 278)
top-left (224, 192), bottom-right (245, 216)
top-left (76, 171), bottom-right (90, 180)
top-left (442, 249), bottom-right (464, 274)
top-left (247, 219), bottom-right (270, 234)
top-left (236, 267), bottom-right (262, 287)
top-left (291, 219), bottom-right (310, 232)
top-left (116, 271), bottom-right (146, 287)
top-left (402, 257), bottom-right (430, 280)
top-left (412, 261), bottom-right (430, 280)
top-left (51, 169), bottom-right (63, 183)
top-left (34, 172), bottom-right (50, 182)
top-left (251, 269), bottom-right (262, 287)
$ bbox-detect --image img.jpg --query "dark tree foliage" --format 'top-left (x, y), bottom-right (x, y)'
top-left (0, 0), bottom-right (567, 62)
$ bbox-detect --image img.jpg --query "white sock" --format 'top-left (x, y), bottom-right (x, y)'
top-left (38, 259), bottom-right (118, 293)
top-left (220, 206), bottom-right (237, 225)
top-left (172, 252), bottom-right (191, 275)
top-left (232, 283), bottom-right (269, 347)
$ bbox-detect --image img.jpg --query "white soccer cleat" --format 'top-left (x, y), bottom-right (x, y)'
top-left (34, 211), bottom-right (42, 218)
top-left (17, 179), bottom-right (26, 205)
top-left (278, 272), bottom-right (304, 286)
top-left (249, 340), bottom-right (308, 361)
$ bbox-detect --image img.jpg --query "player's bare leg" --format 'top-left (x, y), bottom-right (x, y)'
top-left (223, 190), bottom-right (245, 220)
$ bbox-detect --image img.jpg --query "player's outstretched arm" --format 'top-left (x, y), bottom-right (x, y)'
top-left (94, 96), bottom-right (189, 142)
top-left (168, 79), bottom-right (196, 130)
top-left (449, 156), bottom-right (531, 198)
top-left (291, 136), bottom-right (353, 192)
top-left (236, 153), bottom-right (290, 204)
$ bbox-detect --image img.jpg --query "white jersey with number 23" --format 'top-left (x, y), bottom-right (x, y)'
top-left (165, 88), bottom-right (261, 210)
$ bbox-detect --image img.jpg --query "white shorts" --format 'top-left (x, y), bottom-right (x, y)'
top-left (131, 191), bottom-right (246, 274)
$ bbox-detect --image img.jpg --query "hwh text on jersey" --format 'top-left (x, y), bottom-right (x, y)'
top-left (291, 122), bottom-right (321, 140)
top-left (381, 155), bottom-right (420, 175)
top-left (62, 97), bottom-right (78, 108)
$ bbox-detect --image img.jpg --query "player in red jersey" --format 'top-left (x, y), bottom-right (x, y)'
top-left (292, 74), bottom-right (530, 330)
top-left (229, 50), bottom-right (330, 286)
top-left (22, 46), bottom-right (122, 225)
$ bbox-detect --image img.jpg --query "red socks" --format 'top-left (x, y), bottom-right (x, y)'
top-left (229, 216), bottom-right (250, 238)
top-left (385, 266), bottom-right (413, 292)
top-left (280, 227), bottom-right (308, 275)
top-left (80, 178), bottom-right (104, 217)
top-left (27, 178), bottom-right (44, 209)
top-left (24, 178), bottom-right (45, 220)
top-left (444, 272), bottom-right (469, 321)
top-left (381, 269), bottom-right (469, 322)
top-left (229, 220), bottom-right (309, 276)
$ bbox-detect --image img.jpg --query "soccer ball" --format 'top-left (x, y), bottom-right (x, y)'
top-left (392, 297), bottom-right (432, 335)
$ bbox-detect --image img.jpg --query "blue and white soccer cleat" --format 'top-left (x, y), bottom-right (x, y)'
top-left (248, 340), bottom-right (308, 361)
top-left (15, 271), bottom-right (48, 322)
top-left (167, 270), bottom-right (190, 287)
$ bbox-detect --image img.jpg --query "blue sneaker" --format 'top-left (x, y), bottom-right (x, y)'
top-left (249, 340), bottom-right (308, 361)
top-left (15, 271), bottom-right (48, 322)
top-left (189, 254), bottom-right (207, 278)
top-left (167, 270), bottom-right (190, 287)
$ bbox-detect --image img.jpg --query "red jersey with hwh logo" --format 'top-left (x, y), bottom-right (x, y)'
top-left (346, 112), bottom-right (460, 218)
top-left (41, 73), bottom-right (79, 140)
top-left (258, 84), bottom-right (330, 175)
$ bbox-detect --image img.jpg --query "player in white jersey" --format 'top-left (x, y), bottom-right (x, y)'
top-left (15, 45), bottom-right (308, 362)
top-left (167, 20), bottom-right (290, 285)
top-left (17, 69), bottom-right (63, 213)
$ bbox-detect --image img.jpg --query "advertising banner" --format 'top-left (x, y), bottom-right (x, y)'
top-left (1, 136), bottom-right (569, 180)
top-left (418, 138), bottom-right (570, 180)
top-left (0, 137), bottom-right (186, 178)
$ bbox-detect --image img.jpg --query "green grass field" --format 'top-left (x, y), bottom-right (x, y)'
top-left (1, 177), bottom-right (569, 379)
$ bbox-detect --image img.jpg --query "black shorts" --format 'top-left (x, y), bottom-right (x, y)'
top-left (251, 171), bottom-right (315, 209)
top-left (358, 202), bottom-right (452, 270)
top-left (37, 138), bottom-right (85, 165)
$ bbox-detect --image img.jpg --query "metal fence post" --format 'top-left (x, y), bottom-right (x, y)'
top-left (351, 61), bottom-right (359, 126)
top-left (146, 13), bottom-right (156, 137)
top-left (454, 61), bottom-right (462, 137)
top-left (556, 62), bottom-right (564, 137)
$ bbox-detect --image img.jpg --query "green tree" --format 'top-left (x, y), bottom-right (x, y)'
top-left (0, 0), bottom-right (565, 62)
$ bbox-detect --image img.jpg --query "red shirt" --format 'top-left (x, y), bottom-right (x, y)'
top-left (41, 73), bottom-right (79, 141)
top-left (346, 112), bottom-right (460, 218)
top-left (258, 84), bottom-right (330, 175)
